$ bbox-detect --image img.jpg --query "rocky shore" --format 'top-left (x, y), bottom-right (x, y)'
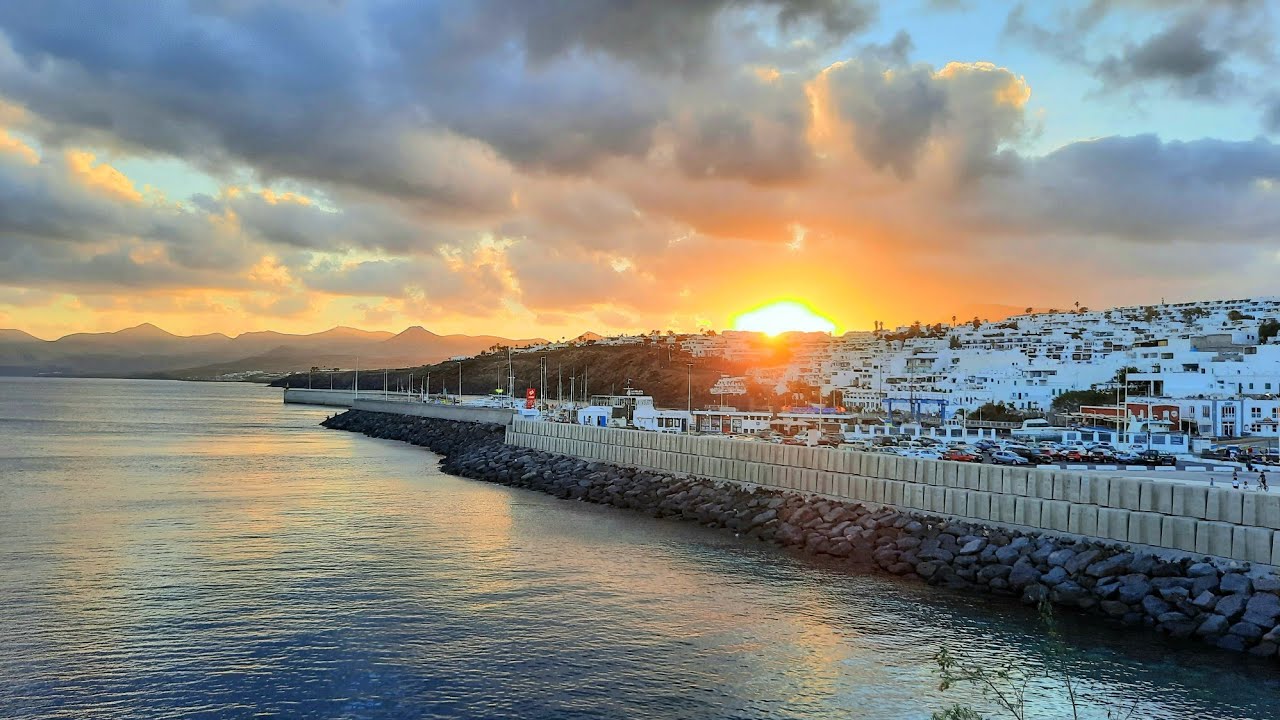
top-left (323, 409), bottom-right (1280, 658)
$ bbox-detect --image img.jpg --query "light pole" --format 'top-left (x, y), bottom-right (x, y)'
top-left (540, 356), bottom-right (547, 413)
top-left (457, 361), bottom-right (463, 401)
top-left (687, 362), bottom-right (692, 413)
top-left (426, 371), bottom-right (431, 402)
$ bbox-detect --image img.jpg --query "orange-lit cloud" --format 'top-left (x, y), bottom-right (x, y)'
top-left (65, 150), bottom-right (143, 203)
top-left (0, 1), bottom-right (1277, 342)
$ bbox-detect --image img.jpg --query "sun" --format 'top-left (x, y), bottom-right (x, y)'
top-left (732, 300), bottom-right (836, 336)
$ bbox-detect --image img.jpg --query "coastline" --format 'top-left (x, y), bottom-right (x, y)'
top-left (323, 408), bottom-right (1280, 661)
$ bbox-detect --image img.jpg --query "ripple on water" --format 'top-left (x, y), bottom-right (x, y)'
top-left (3, 378), bottom-right (1280, 719)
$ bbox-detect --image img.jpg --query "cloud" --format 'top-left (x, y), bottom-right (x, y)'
top-left (1265, 95), bottom-right (1280, 134)
top-left (1095, 13), bottom-right (1232, 97)
top-left (980, 134), bottom-right (1280, 242)
top-left (1004, 1), bottom-right (1275, 102)
top-left (0, 0), bottom-right (1278, 337)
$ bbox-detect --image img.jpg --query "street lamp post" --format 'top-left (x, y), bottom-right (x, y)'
top-left (457, 361), bottom-right (463, 401)
top-left (686, 362), bottom-right (692, 413)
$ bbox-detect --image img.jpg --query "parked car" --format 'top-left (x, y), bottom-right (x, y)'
top-left (1062, 449), bottom-right (1084, 462)
top-left (1008, 446), bottom-right (1040, 461)
top-left (1114, 451), bottom-right (1142, 463)
top-left (974, 440), bottom-right (999, 452)
top-left (991, 450), bottom-right (1029, 466)
top-left (943, 448), bottom-right (980, 463)
top-left (1136, 449), bottom-right (1177, 466)
top-left (1034, 449), bottom-right (1058, 464)
top-left (818, 432), bottom-right (845, 447)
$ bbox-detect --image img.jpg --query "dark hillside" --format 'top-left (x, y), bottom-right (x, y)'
top-left (273, 342), bottom-right (793, 410)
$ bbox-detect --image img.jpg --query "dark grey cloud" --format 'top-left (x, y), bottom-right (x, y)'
top-left (1096, 14), bottom-right (1232, 97)
top-left (1004, 1), bottom-right (1273, 102)
top-left (984, 134), bottom-right (1280, 242)
top-left (0, 0), bottom-right (874, 186)
top-left (1264, 95), bottom-right (1280, 134)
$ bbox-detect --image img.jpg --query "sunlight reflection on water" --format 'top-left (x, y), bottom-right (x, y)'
top-left (2, 377), bottom-right (1279, 719)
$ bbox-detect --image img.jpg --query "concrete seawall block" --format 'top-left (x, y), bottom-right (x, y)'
top-left (978, 465), bottom-right (1002, 494)
top-left (1108, 477), bottom-right (1142, 511)
top-left (916, 459), bottom-right (933, 485)
top-left (1016, 497), bottom-right (1043, 527)
top-left (1160, 516), bottom-right (1199, 554)
top-left (996, 495), bottom-right (1018, 524)
top-left (766, 443), bottom-right (782, 464)
top-left (1011, 467), bottom-right (1034, 496)
top-left (1253, 494), bottom-right (1280, 529)
top-left (1085, 476), bottom-right (1111, 505)
top-left (868, 454), bottom-right (885, 479)
top-left (961, 463), bottom-right (981, 490)
top-left (1172, 485), bottom-right (1209, 519)
top-left (969, 491), bottom-right (992, 520)
top-left (1052, 473), bottom-right (1079, 501)
top-left (926, 485), bottom-right (946, 513)
top-left (1232, 526), bottom-right (1274, 564)
top-left (904, 484), bottom-right (926, 511)
top-left (878, 455), bottom-right (896, 481)
top-left (1139, 482), bottom-right (1174, 514)
top-left (806, 469), bottom-right (820, 493)
top-left (1127, 512), bottom-right (1163, 546)
top-left (1041, 500), bottom-right (1071, 532)
top-left (761, 464), bottom-right (776, 486)
top-left (836, 475), bottom-right (853, 499)
top-left (1068, 504), bottom-right (1099, 536)
top-left (1239, 493), bottom-right (1280, 529)
top-left (1098, 508), bottom-right (1131, 542)
top-left (1006, 469), bottom-right (1028, 497)
top-left (1196, 521), bottom-right (1235, 557)
top-left (1208, 488), bottom-right (1244, 524)
top-left (848, 475), bottom-right (867, 501)
top-left (887, 480), bottom-right (905, 506)
top-left (940, 462), bottom-right (960, 488)
top-left (848, 453), bottom-right (864, 475)
top-left (781, 445), bottom-right (798, 467)
top-left (1031, 471), bottom-right (1055, 500)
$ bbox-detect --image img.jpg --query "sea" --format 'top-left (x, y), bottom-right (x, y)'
top-left (2, 377), bottom-right (1279, 719)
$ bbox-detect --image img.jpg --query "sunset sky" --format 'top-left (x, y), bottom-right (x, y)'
top-left (1, 1), bottom-right (1278, 340)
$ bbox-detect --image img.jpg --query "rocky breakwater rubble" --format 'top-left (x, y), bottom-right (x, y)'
top-left (323, 410), bottom-right (1280, 659)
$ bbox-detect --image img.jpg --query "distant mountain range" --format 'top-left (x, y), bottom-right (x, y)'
top-left (0, 323), bottom-right (547, 379)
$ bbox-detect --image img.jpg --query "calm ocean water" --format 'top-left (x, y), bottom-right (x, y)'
top-left (2, 377), bottom-right (1279, 719)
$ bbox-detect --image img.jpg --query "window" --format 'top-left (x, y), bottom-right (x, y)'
top-left (1252, 407), bottom-right (1263, 419)
top-left (1224, 405), bottom-right (1237, 418)
top-left (1202, 406), bottom-right (1211, 418)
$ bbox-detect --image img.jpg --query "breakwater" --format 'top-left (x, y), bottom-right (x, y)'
top-left (324, 409), bottom-right (1280, 658)
top-left (506, 420), bottom-right (1280, 565)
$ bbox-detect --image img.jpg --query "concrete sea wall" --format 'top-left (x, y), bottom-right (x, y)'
top-left (285, 388), bottom-right (516, 424)
top-left (283, 388), bottom-right (424, 408)
top-left (506, 420), bottom-right (1280, 566)
top-left (323, 409), bottom-right (1280, 658)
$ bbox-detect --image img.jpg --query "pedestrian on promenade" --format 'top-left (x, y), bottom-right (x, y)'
top-left (1233, 470), bottom-right (1241, 489)
top-left (1261, 471), bottom-right (1269, 492)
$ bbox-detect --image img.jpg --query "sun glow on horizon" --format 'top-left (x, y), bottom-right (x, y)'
top-left (732, 300), bottom-right (836, 336)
